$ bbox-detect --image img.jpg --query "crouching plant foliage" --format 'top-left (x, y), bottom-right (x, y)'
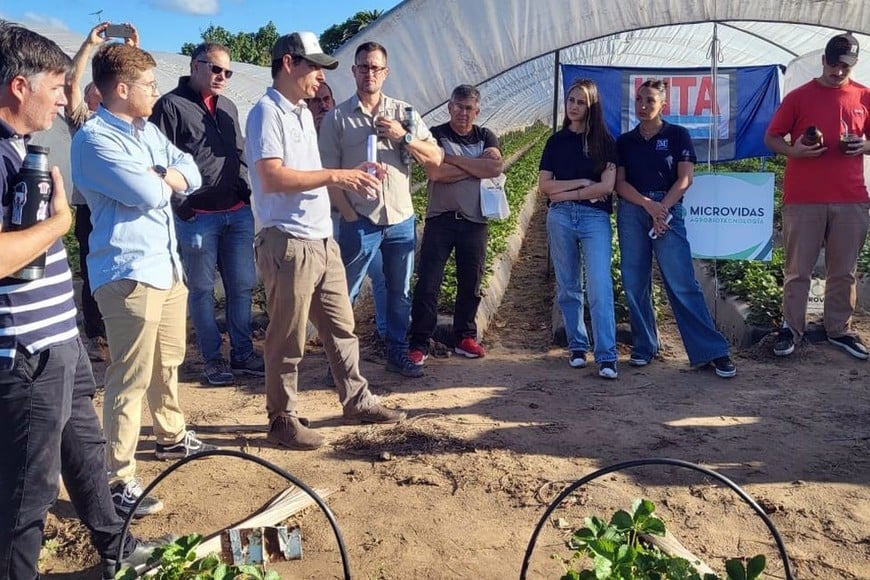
top-left (115, 533), bottom-right (280, 580)
top-left (558, 499), bottom-right (766, 580)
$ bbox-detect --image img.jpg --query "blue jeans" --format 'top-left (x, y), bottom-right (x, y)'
top-left (616, 193), bottom-right (729, 366)
top-left (332, 212), bottom-right (386, 338)
top-left (0, 338), bottom-right (134, 579)
top-left (339, 215), bottom-right (416, 360)
top-left (367, 249), bottom-right (388, 338)
top-left (175, 206), bottom-right (256, 364)
top-left (548, 202), bottom-right (617, 363)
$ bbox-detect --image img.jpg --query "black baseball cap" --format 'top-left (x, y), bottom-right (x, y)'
top-left (272, 32), bottom-right (338, 70)
top-left (825, 33), bottom-right (859, 67)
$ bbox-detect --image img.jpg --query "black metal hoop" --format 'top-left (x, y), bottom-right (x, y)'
top-left (111, 449), bottom-right (351, 579)
top-left (519, 457), bottom-right (793, 580)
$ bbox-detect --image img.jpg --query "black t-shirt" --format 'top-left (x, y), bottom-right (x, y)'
top-left (616, 121), bottom-right (696, 194)
top-left (539, 128), bottom-right (616, 213)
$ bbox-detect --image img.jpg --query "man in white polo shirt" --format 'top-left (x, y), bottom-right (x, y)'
top-left (245, 32), bottom-right (406, 451)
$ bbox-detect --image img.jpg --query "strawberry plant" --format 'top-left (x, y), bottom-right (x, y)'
top-left (115, 533), bottom-right (280, 580)
top-left (557, 499), bottom-right (766, 580)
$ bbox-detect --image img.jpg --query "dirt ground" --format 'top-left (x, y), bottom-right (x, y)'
top-left (42, 200), bottom-right (870, 579)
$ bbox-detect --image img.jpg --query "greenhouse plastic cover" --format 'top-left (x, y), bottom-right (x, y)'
top-left (16, 0), bottom-right (870, 188)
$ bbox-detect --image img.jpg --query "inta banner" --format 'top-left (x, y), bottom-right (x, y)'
top-left (561, 65), bottom-right (781, 162)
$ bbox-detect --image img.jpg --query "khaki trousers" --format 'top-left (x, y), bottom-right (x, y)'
top-left (782, 202), bottom-right (870, 339)
top-left (255, 227), bottom-right (374, 423)
top-left (95, 279), bottom-right (188, 484)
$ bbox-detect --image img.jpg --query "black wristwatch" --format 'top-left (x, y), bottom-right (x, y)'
top-left (154, 165), bottom-right (167, 179)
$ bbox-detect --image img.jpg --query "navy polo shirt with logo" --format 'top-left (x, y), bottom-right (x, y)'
top-left (539, 128), bottom-right (616, 213)
top-left (617, 121), bottom-right (696, 195)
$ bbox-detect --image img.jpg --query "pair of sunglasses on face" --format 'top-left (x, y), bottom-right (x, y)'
top-left (197, 59), bottom-right (233, 79)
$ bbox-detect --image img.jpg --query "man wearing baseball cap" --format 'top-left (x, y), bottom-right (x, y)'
top-left (764, 32), bottom-right (870, 361)
top-left (245, 32), bottom-right (405, 451)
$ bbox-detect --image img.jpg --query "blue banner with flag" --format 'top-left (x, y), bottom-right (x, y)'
top-left (561, 65), bottom-right (781, 162)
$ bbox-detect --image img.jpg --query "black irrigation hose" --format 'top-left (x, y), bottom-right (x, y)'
top-left (519, 457), bottom-right (793, 580)
top-left (111, 449), bottom-right (351, 579)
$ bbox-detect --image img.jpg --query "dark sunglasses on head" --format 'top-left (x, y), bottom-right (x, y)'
top-left (197, 60), bottom-right (233, 79)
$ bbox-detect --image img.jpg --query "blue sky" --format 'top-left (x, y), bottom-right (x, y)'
top-left (0, 0), bottom-right (402, 53)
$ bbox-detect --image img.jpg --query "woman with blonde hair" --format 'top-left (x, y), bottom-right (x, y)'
top-left (538, 79), bottom-right (619, 379)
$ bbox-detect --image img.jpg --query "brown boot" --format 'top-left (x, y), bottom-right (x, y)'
top-left (267, 415), bottom-right (324, 450)
top-left (343, 404), bottom-right (407, 425)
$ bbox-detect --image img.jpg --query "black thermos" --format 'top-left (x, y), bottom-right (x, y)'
top-left (9, 144), bottom-right (53, 280)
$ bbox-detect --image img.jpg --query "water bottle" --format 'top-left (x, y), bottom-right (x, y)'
top-left (400, 106), bottom-right (415, 166)
top-left (9, 145), bottom-right (53, 280)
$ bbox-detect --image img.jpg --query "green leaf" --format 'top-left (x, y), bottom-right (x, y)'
top-left (632, 499), bottom-right (656, 521)
top-left (638, 516), bottom-right (666, 536)
top-left (113, 567), bottom-right (139, 580)
top-left (610, 510), bottom-right (633, 531)
top-left (746, 555), bottom-right (766, 579)
top-left (725, 558), bottom-right (747, 580)
top-left (593, 555), bottom-right (613, 579)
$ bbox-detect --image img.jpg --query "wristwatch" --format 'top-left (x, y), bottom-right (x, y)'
top-left (154, 165), bottom-right (167, 179)
top-left (403, 132), bottom-right (413, 144)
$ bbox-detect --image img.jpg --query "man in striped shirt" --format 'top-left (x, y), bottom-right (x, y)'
top-left (0, 22), bottom-right (158, 580)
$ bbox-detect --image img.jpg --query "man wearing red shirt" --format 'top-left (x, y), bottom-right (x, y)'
top-left (765, 33), bottom-right (870, 360)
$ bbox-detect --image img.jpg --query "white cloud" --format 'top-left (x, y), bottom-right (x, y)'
top-left (145, 0), bottom-right (220, 16)
top-left (21, 12), bottom-right (70, 30)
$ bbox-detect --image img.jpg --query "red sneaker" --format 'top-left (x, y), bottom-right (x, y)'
top-left (408, 348), bottom-right (428, 366)
top-left (454, 337), bottom-right (485, 359)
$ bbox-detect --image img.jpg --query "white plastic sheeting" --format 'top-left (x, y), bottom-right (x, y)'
top-left (328, 0), bottom-right (870, 134)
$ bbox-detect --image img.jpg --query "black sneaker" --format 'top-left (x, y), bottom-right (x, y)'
top-left (598, 361), bottom-right (618, 379)
top-left (202, 358), bottom-right (234, 386)
top-left (628, 355), bottom-right (650, 367)
top-left (828, 335), bottom-right (869, 360)
top-left (568, 350), bottom-right (587, 368)
top-left (155, 430), bottom-right (217, 460)
top-left (102, 536), bottom-right (176, 579)
top-left (711, 356), bottom-right (737, 378)
top-left (111, 478), bottom-right (164, 517)
top-left (385, 355), bottom-right (424, 378)
top-left (773, 327), bottom-right (795, 357)
top-left (230, 351), bottom-right (266, 376)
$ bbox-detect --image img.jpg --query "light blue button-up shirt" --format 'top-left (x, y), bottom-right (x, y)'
top-left (71, 106), bottom-right (201, 292)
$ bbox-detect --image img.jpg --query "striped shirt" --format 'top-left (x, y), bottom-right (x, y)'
top-left (0, 119), bottom-right (79, 370)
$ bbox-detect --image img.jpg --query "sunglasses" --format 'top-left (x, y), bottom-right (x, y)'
top-left (197, 60), bottom-right (233, 79)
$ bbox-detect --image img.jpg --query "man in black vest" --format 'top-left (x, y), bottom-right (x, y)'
top-left (151, 42), bottom-right (261, 386)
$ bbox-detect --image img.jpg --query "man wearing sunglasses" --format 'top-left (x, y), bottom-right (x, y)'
top-left (151, 42), bottom-right (263, 386)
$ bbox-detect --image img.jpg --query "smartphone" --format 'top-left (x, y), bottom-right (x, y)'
top-left (104, 24), bottom-right (133, 39)
top-left (648, 213), bottom-right (673, 239)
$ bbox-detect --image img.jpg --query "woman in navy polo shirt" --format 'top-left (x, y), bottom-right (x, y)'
top-left (615, 79), bottom-right (736, 378)
top-left (539, 79), bottom-right (619, 379)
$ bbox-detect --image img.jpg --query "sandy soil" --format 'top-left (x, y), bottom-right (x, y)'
top-left (42, 200), bottom-right (870, 579)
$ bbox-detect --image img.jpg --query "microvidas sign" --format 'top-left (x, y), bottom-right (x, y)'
top-left (684, 173), bottom-right (774, 261)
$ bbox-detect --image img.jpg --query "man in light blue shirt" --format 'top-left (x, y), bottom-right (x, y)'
top-left (71, 43), bottom-right (214, 519)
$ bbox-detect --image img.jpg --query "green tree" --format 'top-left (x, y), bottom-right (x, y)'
top-left (180, 21), bottom-right (278, 66)
top-left (319, 9), bottom-right (383, 55)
